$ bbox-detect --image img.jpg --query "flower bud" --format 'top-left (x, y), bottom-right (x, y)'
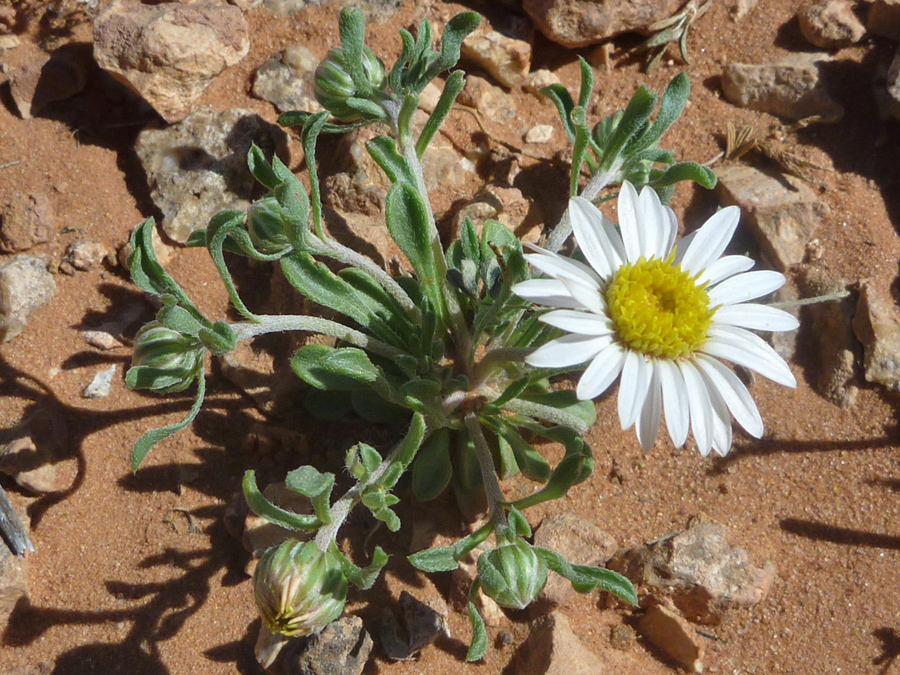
top-left (313, 46), bottom-right (386, 121)
top-left (477, 539), bottom-right (548, 610)
top-left (253, 540), bottom-right (348, 637)
top-left (129, 322), bottom-right (203, 393)
top-left (246, 196), bottom-right (292, 255)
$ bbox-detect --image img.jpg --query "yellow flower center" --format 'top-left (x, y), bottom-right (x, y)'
top-left (605, 255), bottom-right (713, 359)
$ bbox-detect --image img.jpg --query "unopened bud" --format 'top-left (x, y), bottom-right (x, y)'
top-left (313, 47), bottom-right (386, 121)
top-left (477, 539), bottom-right (547, 610)
top-left (246, 196), bottom-right (292, 255)
top-left (128, 322), bottom-right (203, 393)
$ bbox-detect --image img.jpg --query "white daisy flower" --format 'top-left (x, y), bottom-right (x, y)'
top-left (513, 182), bottom-right (798, 457)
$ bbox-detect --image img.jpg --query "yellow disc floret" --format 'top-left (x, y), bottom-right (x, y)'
top-left (605, 254), bottom-right (713, 359)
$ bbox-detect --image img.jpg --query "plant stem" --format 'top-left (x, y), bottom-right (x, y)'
top-left (231, 315), bottom-right (406, 360)
top-left (464, 413), bottom-right (507, 528)
top-left (769, 290), bottom-right (851, 309)
top-left (470, 347), bottom-right (533, 392)
top-left (545, 166), bottom-right (618, 254)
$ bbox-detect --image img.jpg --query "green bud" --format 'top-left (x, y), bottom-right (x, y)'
top-left (246, 196), bottom-right (292, 255)
top-left (128, 322), bottom-right (203, 394)
top-left (313, 47), bottom-right (386, 121)
top-left (253, 540), bottom-right (348, 637)
top-left (477, 539), bottom-right (548, 610)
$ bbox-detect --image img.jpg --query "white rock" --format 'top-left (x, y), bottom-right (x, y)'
top-left (524, 124), bottom-right (554, 144)
top-left (83, 364), bottom-right (117, 399)
top-left (0, 255), bottom-right (55, 343)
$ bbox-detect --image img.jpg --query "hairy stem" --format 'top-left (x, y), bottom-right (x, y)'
top-left (464, 413), bottom-right (507, 528)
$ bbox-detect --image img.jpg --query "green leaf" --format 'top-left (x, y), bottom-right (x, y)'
top-left (291, 345), bottom-right (382, 390)
top-left (540, 84), bottom-right (576, 142)
top-left (285, 465), bottom-right (335, 524)
top-left (277, 110), bottom-right (369, 133)
top-left (438, 12), bottom-right (481, 71)
top-left (632, 72), bottom-right (690, 155)
top-left (518, 390), bottom-right (597, 429)
top-left (570, 105), bottom-right (591, 196)
top-left (366, 136), bottom-right (416, 185)
top-left (407, 544), bottom-right (459, 573)
top-left (301, 112), bottom-right (330, 238)
top-left (350, 388), bottom-right (409, 423)
top-left (198, 321), bottom-right (237, 356)
top-left (412, 428), bottom-right (453, 500)
top-left (382, 412), bottom-right (426, 480)
top-left (491, 377), bottom-right (529, 408)
top-left (533, 547), bottom-right (638, 606)
top-left (332, 544), bottom-right (389, 590)
top-left (601, 86), bottom-right (657, 170)
top-left (417, 70), bottom-right (465, 158)
top-left (466, 584), bottom-right (489, 662)
top-left (247, 143), bottom-right (281, 190)
top-left (649, 161), bottom-right (717, 190)
top-left (241, 469), bottom-right (320, 531)
top-left (303, 388), bottom-right (353, 420)
top-left (506, 506), bottom-right (532, 538)
top-left (492, 420), bottom-right (551, 483)
top-left (343, 97), bottom-right (388, 122)
top-left (576, 56), bottom-right (594, 110)
top-left (338, 7), bottom-right (369, 94)
top-left (131, 371), bottom-right (206, 471)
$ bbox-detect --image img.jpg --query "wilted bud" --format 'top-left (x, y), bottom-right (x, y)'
top-left (128, 322), bottom-right (203, 393)
top-left (313, 46), bottom-right (386, 121)
top-left (246, 196), bottom-right (292, 255)
top-left (254, 540), bottom-right (348, 637)
top-left (477, 539), bottom-right (547, 610)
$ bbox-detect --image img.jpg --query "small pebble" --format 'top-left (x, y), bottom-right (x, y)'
top-left (83, 364), bottom-right (117, 399)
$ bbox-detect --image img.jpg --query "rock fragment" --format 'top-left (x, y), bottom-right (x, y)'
top-left (637, 603), bottom-right (704, 673)
top-left (515, 612), bottom-right (606, 675)
top-left (868, 0), bottom-right (900, 38)
top-left (262, 0), bottom-right (402, 22)
top-left (0, 438), bottom-right (60, 494)
top-left (0, 512), bottom-right (30, 627)
top-left (0, 256), bottom-right (56, 343)
top-left (722, 54), bottom-right (844, 121)
top-left (92, 0), bottom-right (250, 123)
top-left (274, 615), bottom-right (373, 675)
top-left (525, 69), bottom-right (560, 95)
top-left (459, 75), bottom-right (517, 123)
top-left (798, 0), bottom-right (866, 48)
top-left (380, 590), bottom-right (450, 660)
top-left (135, 106), bottom-right (288, 243)
top-left (524, 124), bottom-right (554, 144)
top-left (532, 512), bottom-right (616, 611)
top-left (252, 44), bottom-right (323, 114)
top-left (608, 515), bottom-right (776, 625)
top-left (724, 0), bottom-right (759, 21)
top-left (65, 239), bottom-right (109, 271)
top-left (852, 281), bottom-right (900, 389)
top-left (82, 364), bottom-right (117, 399)
top-left (461, 17), bottom-right (533, 88)
top-left (714, 163), bottom-right (828, 271)
top-left (523, 0), bottom-right (684, 47)
top-left (7, 48), bottom-right (90, 119)
top-left (885, 47), bottom-right (900, 123)
top-left (0, 193), bottom-right (54, 253)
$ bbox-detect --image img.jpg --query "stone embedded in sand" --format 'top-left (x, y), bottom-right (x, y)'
top-left (65, 239), bottom-right (109, 271)
top-left (273, 615), bottom-right (372, 675)
top-left (852, 281), bottom-right (900, 389)
top-left (252, 44), bottom-right (323, 114)
top-left (262, 0), bottom-right (402, 22)
top-left (722, 54), bottom-right (845, 121)
top-left (525, 124), bottom-right (554, 144)
top-left (0, 507), bottom-right (30, 626)
top-left (714, 163), bottom-right (828, 272)
top-left (7, 46), bottom-right (90, 120)
top-left (868, 0), bottom-right (900, 38)
top-left (0, 255), bottom-right (56, 343)
top-left (0, 193), bottom-right (54, 254)
top-left (82, 364), bottom-right (117, 399)
top-left (523, 0), bottom-right (685, 47)
top-left (459, 75), bottom-right (517, 123)
top-left (135, 106), bottom-right (288, 243)
top-left (608, 515), bottom-right (776, 625)
top-left (885, 47), bottom-right (900, 123)
top-left (92, 0), bottom-right (250, 123)
top-left (516, 613), bottom-right (606, 675)
top-left (460, 17), bottom-right (533, 89)
top-left (637, 603), bottom-right (705, 673)
top-left (379, 584), bottom-right (450, 660)
top-left (798, 0), bottom-right (866, 48)
top-left (532, 512), bottom-right (616, 612)
top-left (724, 0), bottom-right (759, 21)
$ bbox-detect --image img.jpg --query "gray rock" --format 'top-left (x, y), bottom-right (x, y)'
top-left (0, 255), bottom-right (56, 343)
top-left (724, 0), bottom-right (759, 21)
top-left (0, 511), bottom-right (30, 627)
top-left (92, 0), bottom-right (250, 123)
top-left (524, 124), bottom-right (554, 144)
top-left (82, 364), bottom-right (117, 399)
top-left (523, 0), bottom-right (685, 47)
top-left (252, 44), bottom-right (323, 114)
top-left (7, 48), bottom-right (90, 120)
top-left (380, 590), bottom-right (450, 660)
top-left (514, 612), bottom-right (606, 675)
top-left (886, 47), bottom-right (900, 123)
top-left (135, 106), bottom-right (289, 243)
top-left (798, 268), bottom-right (859, 408)
top-left (636, 603), bottom-right (704, 673)
top-left (263, 0), bottom-right (402, 22)
top-left (82, 330), bottom-right (124, 350)
top-left (275, 615), bottom-right (373, 675)
top-left (0, 193), bottom-right (54, 253)
top-left (722, 54), bottom-right (845, 121)
top-left (868, 0), bottom-right (900, 38)
top-left (798, 0), bottom-right (866, 48)
top-left (608, 515), bottom-right (776, 625)
top-left (532, 512), bottom-right (616, 611)
top-left (0, 438), bottom-right (59, 494)
top-left (714, 163), bottom-right (828, 271)
top-left (459, 75), bottom-right (518, 123)
top-left (852, 281), bottom-right (900, 389)
top-left (460, 16), bottom-right (533, 89)
top-left (0, 35), bottom-right (20, 51)
top-left (65, 239), bottom-right (109, 271)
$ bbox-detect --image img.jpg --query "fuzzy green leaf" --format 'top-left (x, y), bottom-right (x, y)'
top-left (412, 428), bottom-right (453, 500)
top-left (241, 469), bottom-right (320, 531)
top-left (131, 371), bottom-right (206, 470)
top-left (291, 344), bottom-right (382, 390)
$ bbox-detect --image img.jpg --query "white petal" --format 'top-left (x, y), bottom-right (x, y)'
top-left (707, 270), bottom-right (786, 306)
top-left (524, 250), bottom-right (601, 286)
top-left (678, 206), bottom-right (741, 276)
top-left (673, 229), bottom-right (697, 265)
top-left (696, 255), bottom-right (754, 286)
top-left (702, 326), bottom-right (796, 387)
top-left (693, 354), bottom-right (764, 438)
top-left (663, 205), bottom-right (678, 257)
top-left (526, 334), bottom-right (612, 368)
top-left (636, 363), bottom-right (662, 451)
top-left (576, 342), bottom-right (627, 399)
top-left (657, 358), bottom-right (689, 447)
top-left (512, 279), bottom-right (581, 308)
top-left (617, 351), bottom-right (652, 430)
top-left (706, 380), bottom-right (733, 457)
top-left (617, 181), bottom-right (642, 263)
top-left (568, 197), bottom-right (624, 278)
top-left (713, 304), bottom-right (800, 332)
top-left (638, 186), bottom-right (669, 259)
top-left (678, 360), bottom-right (713, 457)
top-left (559, 275), bottom-right (607, 315)
top-left (540, 310), bottom-right (615, 335)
